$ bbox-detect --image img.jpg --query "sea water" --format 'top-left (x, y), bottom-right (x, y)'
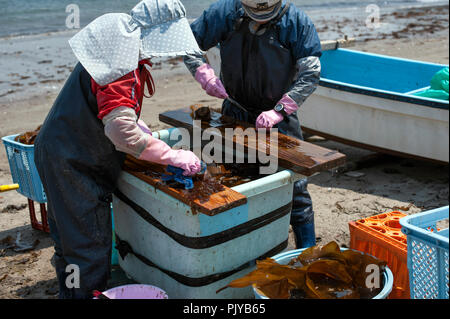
top-left (0, 0), bottom-right (447, 38)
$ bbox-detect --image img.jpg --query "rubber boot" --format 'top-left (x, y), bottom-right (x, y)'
top-left (293, 217), bottom-right (316, 249)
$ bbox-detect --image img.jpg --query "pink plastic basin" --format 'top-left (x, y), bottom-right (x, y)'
top-left (96, 284), bottom-right (168, 299)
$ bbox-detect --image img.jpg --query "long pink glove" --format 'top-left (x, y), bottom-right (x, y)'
top-left (195, 64), bottom-right (229, 99)
top-left (138, 136), bottom-right (201, 176)
top-left (255, 95), bottom-right (299, 129)
top-left (137, 119), bottom-right (152, 135)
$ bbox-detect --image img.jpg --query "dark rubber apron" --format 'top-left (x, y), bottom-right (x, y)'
top-left (34, 63), bottom-right (126, 298)
top-left (219, 6), bottom-right (316, 248)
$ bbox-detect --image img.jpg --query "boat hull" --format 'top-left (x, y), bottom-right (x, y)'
top-left (299, 85), bottom-right (449, 163)
top-left (206, 46), bottom-right (449, 163)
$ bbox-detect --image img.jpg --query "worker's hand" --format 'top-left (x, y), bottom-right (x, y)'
top-left (137, 118), bottom-right (152, 135)
top-left (170, 150), bottom-right (202, 176)
top-left (195, 63), bottom-right (228, 99)
top-left (138, 136), bottom-right (201, 176)
top-left (255, 95), bottom-right (299, 129)
top-left (255, 110), bottom-right (284, 129)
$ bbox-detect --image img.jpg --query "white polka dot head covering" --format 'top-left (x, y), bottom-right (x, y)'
top-left (69, 0), bottom-right (203, 85)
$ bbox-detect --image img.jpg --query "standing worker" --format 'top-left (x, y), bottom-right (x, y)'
top-left (34, 0), bottom-right (202, 299)
top-left (184, 0), bottom-right (322, 249)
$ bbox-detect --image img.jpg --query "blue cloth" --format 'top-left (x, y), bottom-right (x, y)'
top-left (190, 0), bottom-right (322, 60)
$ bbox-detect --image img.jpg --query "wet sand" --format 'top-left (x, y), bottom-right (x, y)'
top-left (0, 4), bottom-right (448, 299)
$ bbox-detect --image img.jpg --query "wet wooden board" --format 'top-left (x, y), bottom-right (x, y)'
top-left (123, 156), bottom-right (247, 216)
top-left (159, 107), bottom-right (347, 176)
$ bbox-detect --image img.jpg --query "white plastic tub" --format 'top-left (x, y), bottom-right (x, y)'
top-left (113, 128), bottom-right (302, 299)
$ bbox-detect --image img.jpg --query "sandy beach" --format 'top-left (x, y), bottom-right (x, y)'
top-left (0, 4), bottom-right (448, 299)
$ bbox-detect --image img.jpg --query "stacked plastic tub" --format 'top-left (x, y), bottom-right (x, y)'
top-left (349, 211), bottom-right (409, 298)
top-left (112, 128), bottom-right (299, 299)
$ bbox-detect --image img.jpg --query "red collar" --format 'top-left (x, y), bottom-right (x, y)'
top-left (138, 59), bottom-right (155, 102)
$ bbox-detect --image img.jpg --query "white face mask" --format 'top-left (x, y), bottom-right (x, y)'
top-left (241, 0), bottom-right (282, 23)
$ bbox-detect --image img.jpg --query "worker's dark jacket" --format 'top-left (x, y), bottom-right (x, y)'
top-left (184, 0), bottom-right (322, 248)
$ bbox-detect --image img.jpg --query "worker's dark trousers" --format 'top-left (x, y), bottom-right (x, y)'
top-left (35, 148), bottom-right (113, 299)
top-left (32, 63), bottom-right (125, 299)
top-left (222, 101), bottom-right (316, 248)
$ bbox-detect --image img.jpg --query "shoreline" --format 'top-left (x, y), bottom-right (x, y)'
top-left (0, 4), bottom-right (448, 103)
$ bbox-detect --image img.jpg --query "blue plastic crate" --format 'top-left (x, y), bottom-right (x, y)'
top-left (400, 206), bottom-right (449, 299)
top-left (2, 134), bottom-right (47, 203)
top-left (3, 135), bottom-right (119, 266)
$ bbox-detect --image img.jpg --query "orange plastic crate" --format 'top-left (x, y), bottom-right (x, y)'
top-left (349, 211), bottom-right (409, 299)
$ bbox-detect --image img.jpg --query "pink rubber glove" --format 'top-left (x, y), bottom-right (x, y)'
top-left (137, 119), bottom-right (152, 135)
top-left (138, 136), bottom-right (201, 176)
top-left (195, 64), bottom-right (229, 99)
top-left (255, 110), bottom-right (284, 129)
top-left (255, 95), bottom-right (299, 129)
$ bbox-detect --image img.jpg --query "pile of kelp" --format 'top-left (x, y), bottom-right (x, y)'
top-left (14, 125), bottom-right (41, 145)
top-left (217, 241), bottom-right (387, 299)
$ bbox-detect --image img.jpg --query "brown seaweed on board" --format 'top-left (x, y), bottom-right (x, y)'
top-left (191, 105), bottom-right (211, 121)
top-left (190, 104), bottom-right (236, 127)
top-left (180, 163), bottom-right (264, 203)
top-left (203, 163), bottom-right (262, 188)
top-left (181, 175), bottom-right (225, 204)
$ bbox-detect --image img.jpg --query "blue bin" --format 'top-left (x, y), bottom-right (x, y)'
top-left (400, 206), bottom-right (449, 299)
top-left (2, 133), bottom-right (120, 266)
top-left (2, 134), bottom-right (47, 203)
top-left (253, 248), bottom-right (394, 299)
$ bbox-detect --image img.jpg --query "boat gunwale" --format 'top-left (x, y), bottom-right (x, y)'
top-left (319, 78), bottom-right (449, 110)
top-left (320, 49), bottom-right (449, 110)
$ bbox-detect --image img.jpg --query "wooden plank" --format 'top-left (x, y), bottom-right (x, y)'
top-left (123, 156), bottom-right (248, 216)
top-left (320, 37), bottom-right (356, 51)
top-left (159, 107), bottom-right (347, 176)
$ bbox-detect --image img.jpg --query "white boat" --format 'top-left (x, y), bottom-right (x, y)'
top-left (206, 46), bottom-right (449, 163)
top-left (299, 48), bottom-right (449, 164)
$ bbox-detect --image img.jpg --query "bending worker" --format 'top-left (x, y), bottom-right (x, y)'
top-left (34, 0), bottom-right (202, 299)
top-left (184, 0), bottom-right (322, 249)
